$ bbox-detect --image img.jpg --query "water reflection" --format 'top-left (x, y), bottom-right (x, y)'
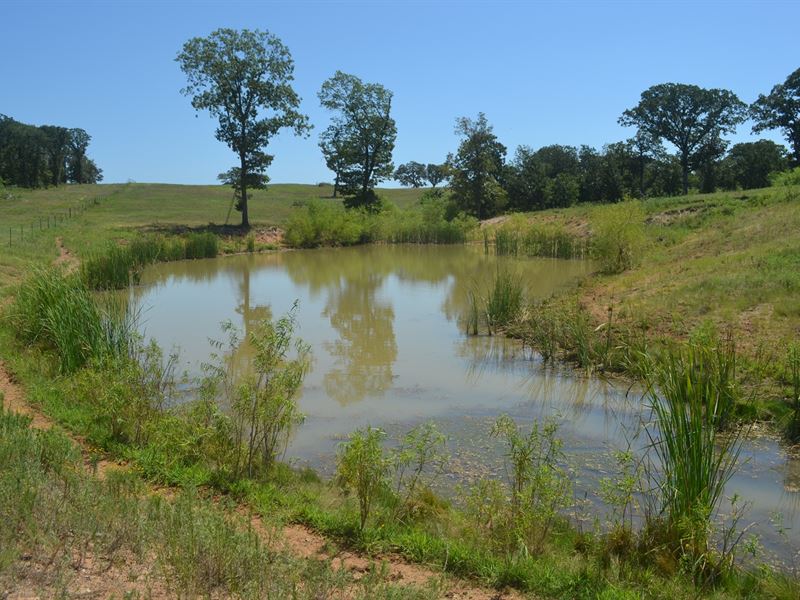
top-left (322, 269), bottom-right (397, 405)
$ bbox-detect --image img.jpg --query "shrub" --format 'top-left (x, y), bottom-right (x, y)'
top-left (770, 166), bottom-right (800, 187)
top-left (336, 426), bottom-right (390, 531)
top-left (489, 414), bottom-right (572, 555)
top-left (390, 421), bottom-right (448, 521)
top-left (591, 200), bottom-right (646, 274)
top-left (204, 307), bottom-right (310, 479)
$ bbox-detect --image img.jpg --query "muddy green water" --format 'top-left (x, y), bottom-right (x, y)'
top-left (131, 245), bottom-right (799, 565)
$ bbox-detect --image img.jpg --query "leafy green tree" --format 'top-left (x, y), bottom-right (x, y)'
top-left (425, 163), bottom-right (448, 188)
top-left (619, 83), bottom-right (747, 194)
top-left (40, 126), bottom-right (70, 185)
top-left (722, 140), bottom-right (788, 190)
top-left (449, 113), bottom-right (507, 219)
top-left (751, 67), bottom-right (800, 166)
top-left (318, 71), bottom-right (397, 209)
top-left (394, 161), bottom-right (427, 187)
top-left (177, 28), bottom-right (310, 228)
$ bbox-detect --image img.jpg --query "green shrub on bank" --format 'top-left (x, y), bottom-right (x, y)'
top-left (591, 200), bottom-right (646, 274)
top-left (284, 194), bottom-right (477, 249)
top-left (770, 166), bottom-right (800, 187)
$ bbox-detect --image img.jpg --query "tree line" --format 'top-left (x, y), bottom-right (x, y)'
top-left (175, 28), bottom-right (799, 226)
top-left (0, 115), bottom-right (102, 188)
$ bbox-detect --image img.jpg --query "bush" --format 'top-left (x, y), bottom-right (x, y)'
top-left (203, 308), bottom-right (310, 479)
top-left (591, 200), bottom-right (646, 274)
top-left (770, 166), bottom-right (800, 187)
top-left (336, 426), bottom-right (390, 531)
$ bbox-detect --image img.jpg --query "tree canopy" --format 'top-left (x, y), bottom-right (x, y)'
top-left (177, 28), bottom-right (310, 228)
top-left (751, 67), bottom-right (800, 166)
top-left (0, 115), bottom-right (102, 187)
top-left (449, 113), bottom-right (507, 219)
top-left (619, 83), bottom-right (747, 194)
top-left (318, 71), bottom-right (396, 209)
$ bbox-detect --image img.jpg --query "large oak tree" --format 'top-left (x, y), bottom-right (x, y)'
top-left (177, 28), bottom-right (310, 228)
top-left (619, 83), bottom-right (747, 194)
top-left (318, 71), bottom-right (396, 209)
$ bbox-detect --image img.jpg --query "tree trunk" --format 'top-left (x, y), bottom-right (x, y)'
top-left (240, 153), bottom-right (250, 229)
top-left (333, 172), bottom-right (339, 198)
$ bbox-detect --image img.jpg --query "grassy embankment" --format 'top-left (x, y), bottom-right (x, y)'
top-left (2, 182), bottom-right (800, 598)
top-left (481, 184), bottom-right (800, 432)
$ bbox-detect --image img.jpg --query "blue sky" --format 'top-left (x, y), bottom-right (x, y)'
top-left (1, 0), bottom-right (798, 185)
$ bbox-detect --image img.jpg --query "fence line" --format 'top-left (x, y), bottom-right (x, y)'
top-left (5, 195), bottom-right (105, 248)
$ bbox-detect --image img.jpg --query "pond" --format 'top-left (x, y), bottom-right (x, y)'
top-left (130, 245), bottom-right (799, 565)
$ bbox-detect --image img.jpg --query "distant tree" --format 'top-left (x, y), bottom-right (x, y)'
top-left (449, 113), bottom-right (507, 219)
top-left (40, 126), bottom-right (70, 185)
top-left (177, 28), bottom-right (310, 228)
top-left (722, 140), bottom-right (788, 190)
top-left (619, 83), bottom-right (747, 194)
top-left (395, 161), bottom-right (427, 187)
top-left (693, 136), bottom-right (729, 193)
top-left (318, 71), bottom-right (396, 209)
top-left (425, 163), bottom-right (448, 188)
top-left (751, 67), bottom-right (800, 166)
top-left (67, 128), bottom-right (92, 183)
top-left (627, 131), bottom-right (665, 197)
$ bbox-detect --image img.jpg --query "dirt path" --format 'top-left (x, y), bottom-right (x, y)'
top-left (0, 361), bottom-right (524, 600)
top-left (53, 236), bottom-right (79, 272)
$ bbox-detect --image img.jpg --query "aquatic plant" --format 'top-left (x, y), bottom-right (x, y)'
top-left (10, 268), bottom-right (134, 373)
top-left (485, 270), bottom-right (524, 334)
top-left (643, 337), bottom-right (745, 578)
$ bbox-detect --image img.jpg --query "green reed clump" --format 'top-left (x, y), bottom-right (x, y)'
top-left (493, 217), bottom-right (587, 259)
top-left (184, 232), bottom-right (219, 259)
top-left (284, 196), bottom-right (476, 248)
top-left (590, 200), bottom-right (646, 274)
top-left (485, 270), bottom-right (524, 334)
top-left (82, 233), bottom-right (219, 290)
top-left (643, 337), bottom-right (744, 580)
top-left (10, 268), bottom-right (134, 373)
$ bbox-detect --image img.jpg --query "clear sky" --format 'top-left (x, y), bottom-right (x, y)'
top-left (1, 0), bottom-right (798, 185)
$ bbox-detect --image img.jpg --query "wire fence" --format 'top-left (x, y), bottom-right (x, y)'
top-left (5, 193), bottom-right (112, 248)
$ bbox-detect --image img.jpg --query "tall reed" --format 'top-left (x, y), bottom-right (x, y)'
top-left (485, 270), bottom-right (524, 335)
top-left (643, 337), bottom-right (744, 561)
top-left (10, 268), bottom-right (135, 373)
top-left (82, 233), bottom-right (218, 290)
